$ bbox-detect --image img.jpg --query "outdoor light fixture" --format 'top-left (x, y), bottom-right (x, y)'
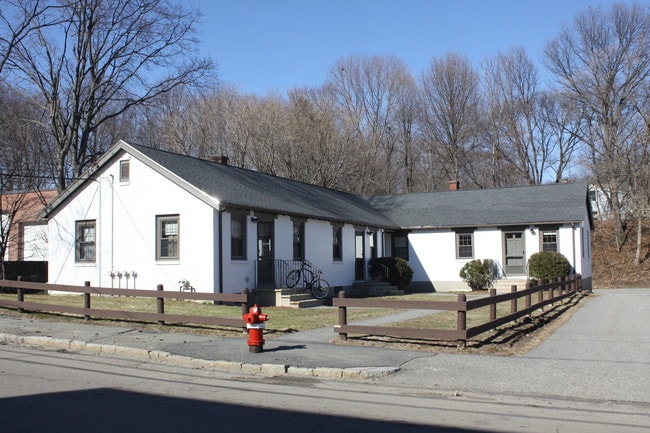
top-left (250, 216), bottom-right (259, 222)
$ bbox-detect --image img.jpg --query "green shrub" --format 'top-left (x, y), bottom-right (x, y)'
top-left (459, 259), bottom-right (494, 291)
top-left (369, 257), bottom-right (413, 290)
top-left (528, 251), bottom-right (572, 281)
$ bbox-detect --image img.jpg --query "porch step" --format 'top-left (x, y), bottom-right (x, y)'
top-left (491, 279), bottom-right (529, 294)
top-left (279, 288), bottom-right (326, 308)
top-left (351, 282), bottom-right (403, 297)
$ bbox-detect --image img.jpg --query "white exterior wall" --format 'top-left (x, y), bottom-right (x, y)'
top-left (21, 222), bottom-right (48, 261)
top-left (405, 223), bottom-right (592, 291)
top-left (409, 228), bottom-right (507, 290)
top-left (220, 211), bottom-right (254, 293)
top-left (48, 156), bottom-right (218, 293)
top-left (303, 219), bottom-right (355, 287)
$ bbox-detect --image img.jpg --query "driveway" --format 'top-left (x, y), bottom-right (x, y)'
top-left (387, 289), bottom-right (650, 403)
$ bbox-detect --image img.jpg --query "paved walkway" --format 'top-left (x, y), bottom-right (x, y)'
top-left (1, 289), bottom-right (649, 403)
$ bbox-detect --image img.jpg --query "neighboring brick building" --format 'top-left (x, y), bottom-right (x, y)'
top-left (1, 189), bottom-right (58, 262)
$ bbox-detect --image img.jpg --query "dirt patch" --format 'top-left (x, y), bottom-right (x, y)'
top-left (593, 220), bottom-right (650, 289)
top-left (334, 291), bottom-right (593, 356)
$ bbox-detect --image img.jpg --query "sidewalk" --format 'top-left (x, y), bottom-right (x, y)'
top-left (0, 308), bottom-right (437, 379)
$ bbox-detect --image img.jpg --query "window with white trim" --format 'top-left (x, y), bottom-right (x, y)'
top-left (542, 230), bottom-right (558, 252)
top-left (456, 231), bottom-right (474, 259)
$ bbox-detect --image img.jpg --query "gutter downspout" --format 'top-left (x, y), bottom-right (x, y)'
top-left (571, 222), bottom-right (577, 274)
top-left (218, 208), bottom-right (224, 294)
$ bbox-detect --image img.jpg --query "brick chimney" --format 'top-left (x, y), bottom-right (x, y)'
top-left (448, 180), bottom-right (459, 191)
top-left (210, 155), bottom-right (229, 165)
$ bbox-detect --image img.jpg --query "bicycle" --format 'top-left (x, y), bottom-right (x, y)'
top-left (285, 260), bottom-right (331, 299)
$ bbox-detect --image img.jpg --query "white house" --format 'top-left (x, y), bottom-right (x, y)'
top-left (41, 140), bottom-right (593, 303)
top-left (368, 182), bottom-right (594, 291)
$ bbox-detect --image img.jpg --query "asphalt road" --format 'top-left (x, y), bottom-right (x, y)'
top-left (1, 344), bottom-right (648, 433)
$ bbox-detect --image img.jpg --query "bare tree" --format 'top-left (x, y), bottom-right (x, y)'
top-left (326, 54), bottom-right (414, 195)
top-left (283, 86), bottom-right (350, 189)
top-left (545, 2), bottom-right (650, 250)
top-left (419, 52), bottom-right (482, 189)
top-left (7, 0), bottom-right (214, 191)
top-left (0, 83), bottom-right (52, 277)
top-left (0, 0), bottom-right (64, 76)
top-left (536, 91), bottom-right (584, 183)
top-left (483, 47), bottom-right (553, 185)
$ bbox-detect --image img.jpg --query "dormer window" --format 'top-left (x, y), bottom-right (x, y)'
top-left (119, 160), bottom-right (130, 183)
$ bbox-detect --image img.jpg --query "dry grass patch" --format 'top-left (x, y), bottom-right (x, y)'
top-left (336, 292), bottom-right (592, 355)
top-left (0, 293), bottom-right (392, 336)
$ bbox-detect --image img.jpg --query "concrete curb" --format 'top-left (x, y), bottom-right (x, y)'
top-left (0, 333), bottom-right (399, 379)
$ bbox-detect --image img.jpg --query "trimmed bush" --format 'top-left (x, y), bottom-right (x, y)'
top-left (528, 251), bottom-right (572, 281)
top-left (369, 257), bottom-right (413, 290)
top-left (459, 259), bottom-right (494, 291)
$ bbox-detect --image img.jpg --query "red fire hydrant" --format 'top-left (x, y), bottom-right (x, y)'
top-left (242, 304), bottom-right (269, 353)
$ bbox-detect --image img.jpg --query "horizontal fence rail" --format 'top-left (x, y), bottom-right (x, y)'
top-left (334, 274), bottom-right (583, 347)
top-left (0, 279), bottom-right (249, 329)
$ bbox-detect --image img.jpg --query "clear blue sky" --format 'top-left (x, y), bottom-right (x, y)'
top-left (194, 0), bottom-right (628, 95)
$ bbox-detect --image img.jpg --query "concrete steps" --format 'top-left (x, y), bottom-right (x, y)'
top-left (350, 282), bottom-right (404, 297)
top-left (491, 279), bottom-right (529, 294)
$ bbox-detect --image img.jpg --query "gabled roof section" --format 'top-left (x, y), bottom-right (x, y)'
top-left (43, 140), bottom-right (397, 228)
top-left (131, 143), bottom-right (396, 227)
top-left (365, 182), bottom-right (592, 229)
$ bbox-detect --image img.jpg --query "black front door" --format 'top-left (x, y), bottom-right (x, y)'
top-left (257, 221), bottom-right (274, 287)
top-left (355, 231), bottom-right (365, 281)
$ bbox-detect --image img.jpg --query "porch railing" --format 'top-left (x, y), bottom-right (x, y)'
top-left (254, 259), bottom-right (320, 290)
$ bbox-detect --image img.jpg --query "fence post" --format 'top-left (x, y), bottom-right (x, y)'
top-left (241, 288), bottom-right (250, 316)
top-left (544, 279), bottom-right (552, 305)
top-left (489, 288), bottom-right (496, 322)
top-left (338, 290), bottom-right (348, 341)
top-left (84, 281), bottom-right (91, 321)
top-left (510, 285), bottom-right (517, 314)
top-left (525, 280), bottom-right (532, 310)
top-left (16, 276), bottom-right (24, 313)
top-left (536, 279), bottom-right (544, 310)
top-left (457, 293), bottom-right (467, 349)
top-left (157, 284), bottom-right (165, 325)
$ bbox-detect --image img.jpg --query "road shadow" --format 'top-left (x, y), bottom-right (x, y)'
top-left (1, 388), bottom-right (489, 433)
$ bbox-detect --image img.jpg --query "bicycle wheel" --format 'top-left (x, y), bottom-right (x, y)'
top-left (311, 278), bottom-right (330, 299)
top-left (286, 269), bottom-right (301, 288)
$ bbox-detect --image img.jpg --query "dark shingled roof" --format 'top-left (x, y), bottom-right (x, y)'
top-left (129, 143), bottom-right (397, 228)
top-left (364, 182), bottom-right (591, 229)
top-left (42, 141), bottom-right (591, 231)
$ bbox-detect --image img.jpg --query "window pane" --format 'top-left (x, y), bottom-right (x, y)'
top-left (231, 217), bottom-right (246, 259)
top-left (293, 223), bottom-right (304, 259)
top-left (457, 233), bottom-right (473, 258)
top-left (542, 231), bottom-right (558, 252)
top-left (333, 226), bottom-right (342, 261)
top-left (393, 235), bottom-right (408, 260)
top-left (157, 216), bottom-right (179, 259)
top-left (76, 221), bottom-right (96, 262)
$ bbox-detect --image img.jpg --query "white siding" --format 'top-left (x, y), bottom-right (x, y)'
top-left (48, 156), bottom-right (218, 293)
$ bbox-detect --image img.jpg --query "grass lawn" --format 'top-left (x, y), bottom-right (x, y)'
top-left (0, 292), bottom-right (395, 335)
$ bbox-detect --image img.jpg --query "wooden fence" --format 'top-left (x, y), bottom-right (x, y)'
top-left (334, 274), bottom-right (583, 347)
top-left (0, 279), bottom-right (249, 329)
